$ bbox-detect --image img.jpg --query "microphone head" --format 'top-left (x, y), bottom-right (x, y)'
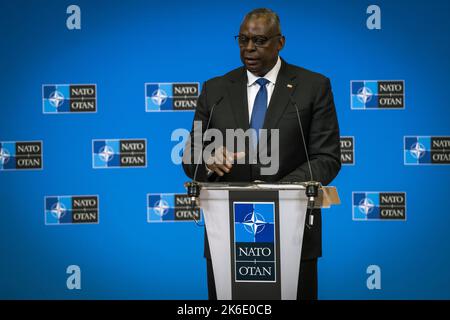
top-left (215, 96), bottom-right (224, 105)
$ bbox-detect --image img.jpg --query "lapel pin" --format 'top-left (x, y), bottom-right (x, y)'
top-left (287, 84), bottom-right (293, 88)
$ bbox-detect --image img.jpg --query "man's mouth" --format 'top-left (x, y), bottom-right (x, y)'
top-left (244, 57), bottom-right (260, 65)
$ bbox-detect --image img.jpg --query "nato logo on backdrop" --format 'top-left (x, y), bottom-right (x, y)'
top-left (147, 193), bottom-right (202, 222)
top-left (233, 202), bottom-right (276, 282)
top-left (145, 82), bottom-right (199, 111)
top-left (404, 136), bottom-right (450, 165)
top-left (92, 139), bottom-right (147, 168)
top-left (351, 80), bottom-right (404, 109)
top-left (0, 141), bottom-right (43, 171)
top-left (353, 192), bottom-right (406, 221)
top-left (45, 195), bottom-right (99, 225)
top-left (42, 84), bottom-right (97, 113)
top-left (340, 136), bottom-right (355, 165)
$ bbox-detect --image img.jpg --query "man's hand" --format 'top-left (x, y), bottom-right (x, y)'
top-left (206, 146), bottom-right (245, 177)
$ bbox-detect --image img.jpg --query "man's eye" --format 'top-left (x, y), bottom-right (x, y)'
top-left (254, 37), bottom-right (267, 45)
top-left (239, 36), bottom-right (249, 42)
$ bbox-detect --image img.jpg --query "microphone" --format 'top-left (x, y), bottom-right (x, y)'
top-left (288, 94), bottom-right (320, 228)
top-left (186, 96), bottom-right (224, 211)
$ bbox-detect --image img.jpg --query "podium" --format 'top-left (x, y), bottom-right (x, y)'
top-left (198, 182), bottom-right (339, 300)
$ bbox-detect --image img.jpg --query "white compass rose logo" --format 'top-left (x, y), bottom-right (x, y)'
top-left (0, 148), bottom-right (10, 165)
top-left (410, 142), bottom-right (426, 159)
top-left (99, 146), bottom-right (114, 162)
top-left (51, 202), bottom-right (66, 219)
top-left (358, 198), bottom-right (375, 215)
top-left (151, 89), bottom-right (168, 106)
top-left (49, 90), bottom-right (65, 108)
top-left (153, 200), bottom-right (170, 217)
top-left (356, 86), bottom-right (373, 104)
top-left (242, 211), bottom-right (267, 236)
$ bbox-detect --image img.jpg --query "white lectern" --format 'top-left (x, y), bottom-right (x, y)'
top-left (198, 182), bottom-right (339, 300)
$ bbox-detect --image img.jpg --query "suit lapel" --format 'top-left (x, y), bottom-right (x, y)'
top-left (225, 60), bottom-right (298, 131)
top-left (227, 69), bottom-right (250, 130)
top-left (263, 60), bottom-right (298, 130)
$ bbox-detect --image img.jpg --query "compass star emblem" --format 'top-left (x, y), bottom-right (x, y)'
top-left (357, 86), bottom-right (373, 104)
top-left (0, 148), bottom-right (10, 165)
top-left (49, 90), bottom-right (65, 108)
top-left (410, 142), bottom-right (426, 159)
top-left (153, 200), bottom-right (169, 216)
top-left (51, 202), bottom-right (66, 219)
top-left (358, 198), bottom-right (375, 215)
top-left (99, 146), bottom-right (114, 162)
top-left (151, 89), bottom-right (168, 106)
top-left (242, 211), bottom-right (267, 236)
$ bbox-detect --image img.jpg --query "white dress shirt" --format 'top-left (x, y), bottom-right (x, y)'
top-left (206, 57), bottom-right (282, 175)
top-left (246, 56), bottom-right (282, 122)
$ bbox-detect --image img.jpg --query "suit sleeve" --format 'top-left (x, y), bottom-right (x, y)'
top-left (280, 77), bottom-right (341, 186)
top-left (182, 81), bottom-right (219, 182)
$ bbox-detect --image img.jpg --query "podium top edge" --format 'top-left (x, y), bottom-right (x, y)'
top-left (196, 183), bottom-right (340, 207)
top-left (197, 182), bottom-right (307, 190)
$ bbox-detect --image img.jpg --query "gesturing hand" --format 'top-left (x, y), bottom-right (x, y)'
top-left (206, 146), bottom-right (245, 176)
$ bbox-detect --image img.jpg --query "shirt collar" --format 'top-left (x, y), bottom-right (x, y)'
top-left (247, 56), bottom-right (282, 87)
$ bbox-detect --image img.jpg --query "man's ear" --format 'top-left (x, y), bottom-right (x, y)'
top-left (278, 36), bottom-right (286, 51)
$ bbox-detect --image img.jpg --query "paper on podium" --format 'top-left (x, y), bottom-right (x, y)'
top-left (321, 186), bottom-right (340, 208)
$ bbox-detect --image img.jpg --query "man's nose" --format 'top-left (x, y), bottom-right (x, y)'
top-left (244, 39), bottom-right (256, 51)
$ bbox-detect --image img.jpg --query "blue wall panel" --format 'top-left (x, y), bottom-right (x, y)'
top-left (0, 0), bottom-right (449, 299)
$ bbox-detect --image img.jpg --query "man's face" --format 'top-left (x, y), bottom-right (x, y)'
top-left (238, 17), bottom-right (285, 76)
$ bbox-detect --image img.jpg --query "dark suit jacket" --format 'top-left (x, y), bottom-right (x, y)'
top-left (183, 58), bottom-right (341, 260)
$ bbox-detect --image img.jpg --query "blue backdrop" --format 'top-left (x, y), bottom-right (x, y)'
top-left (1, 0), bottom-right (449, 299)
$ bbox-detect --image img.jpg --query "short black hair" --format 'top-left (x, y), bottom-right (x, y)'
top-left (242, 8), bottom-right (281, 34)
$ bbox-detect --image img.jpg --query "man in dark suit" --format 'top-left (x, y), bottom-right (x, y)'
top-left (183, 8), bottom-right (341, 300)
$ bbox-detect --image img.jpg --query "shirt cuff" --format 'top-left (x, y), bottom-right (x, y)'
top-left (206, 165), bottom-right (214, 176)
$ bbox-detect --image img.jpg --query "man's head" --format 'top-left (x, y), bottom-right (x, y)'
top-left (237, 8), bottom-right (285, 76)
